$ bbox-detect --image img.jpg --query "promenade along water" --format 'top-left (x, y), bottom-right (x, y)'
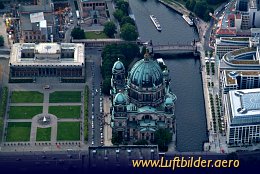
top-left (129, 0), bottom-right (207, 151)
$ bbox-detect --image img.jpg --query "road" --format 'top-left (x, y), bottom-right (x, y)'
top-left (64, 0), bottom-right (79, 42)
top-left (86, 48), bottom-right (103, 146)
top-left (0, 150), bottom-right (86, 173)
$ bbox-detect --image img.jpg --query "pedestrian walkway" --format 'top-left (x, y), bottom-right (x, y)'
top-left (103, 96), bottom-right (112, 146)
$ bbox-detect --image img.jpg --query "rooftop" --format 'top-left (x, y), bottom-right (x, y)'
top-left (89, 145), bottom-right (159, 167)
top-left (19, 5), bottom-right (52, 13)
top-left (10, 43), bottom-right (85, 66)
top-left (222, 37), bottom-right (249, 42)
top-left (225, 70), bottom-right (260, 85)
top-left (229, 88), bottom-right (260, 125)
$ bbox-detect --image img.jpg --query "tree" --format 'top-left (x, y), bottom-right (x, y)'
top-left (113, 9), bottom-right (124, 23)
top-left (112, 131), bottom-right (123, 145)
top-left (194, 2), bottom-right (207, 19)
top-left (133, 139), bottom-right (148, 145)
top-left (71, 27), bottom-right (85, 39)
top-left (0, 36), bottom-right (4, 46)
top-left (121, 16), bottom-right (135, 26)
top-left (116, 0), bottom-right (129, 15)
top-left (0, 2), bottom-right (4, 9)
top-left (101, 77), bottom-right (111, 95)
top-left (154, 129), bottom-right (172, 152)
top-left (120, 24), bottom-right (138, 41)
top-left (103, 21), bottom-right (117, 38)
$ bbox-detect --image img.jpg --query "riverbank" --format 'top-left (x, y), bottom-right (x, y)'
top-left (158, 0), bottom-right (189, 16)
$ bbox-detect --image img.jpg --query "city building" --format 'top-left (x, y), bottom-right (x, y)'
top-left (78, 0), bottom-right (108, 25)
top-left (221, 70), bottom-right (260, 94)
top-left (9, 43), bottom-right (85, 82)
top-left (215, 37), bottom-right (253, 58)
top-left (224, 88), bottom-right (260, 146)
top-left (18, 3), bottom-right (55, 43)
top-left (110, 52), bottom-right (177, 142)
top-left (89, 145), bottom-right (158, 168)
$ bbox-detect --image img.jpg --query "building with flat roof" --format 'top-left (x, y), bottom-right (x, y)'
top-left (9, 43), bottom-right (85, 82)
top-left (89, 145), bottom-right (158, 168)
top-left (224, 88), bottom-right (260, 145)
top-left (18, 3), bottom-right (55, 43)
top-left (215, 37), bottom-right (254, 58)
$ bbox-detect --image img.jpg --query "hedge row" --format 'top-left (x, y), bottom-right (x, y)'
top-left (84, 85), bottom-right (89, 142)
top-left (0, 87), bottom-right (8, 142)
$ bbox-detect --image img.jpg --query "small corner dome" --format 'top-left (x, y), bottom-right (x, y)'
top-left (163, 69), bottom-right (169, 76)
top-left (165, 97), bottom-right (173, 105)
top-left (112, 59), bottom-right (125, 73)
top-left (114, 93), bottom-right (127, 105)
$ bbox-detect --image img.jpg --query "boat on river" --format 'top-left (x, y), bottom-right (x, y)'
top-left (149, 15), bottom-right (162, 31)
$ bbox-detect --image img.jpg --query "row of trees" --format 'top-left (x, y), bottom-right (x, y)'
top-left (185, 0), bottom-right (214, 21)
top-left (84, 85), bottom-right (89, 142)
top-left (101, 43), bottom-right (140, 95)
top-left (0, 87), bottom-right (8, 142)
top-left (113, 0), bottom-right (138, 41)
top-left (184, 0), bottom-right (227, 21)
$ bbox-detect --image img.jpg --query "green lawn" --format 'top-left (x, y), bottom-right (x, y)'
top-left (11, 91), bottom-right (44, 103)
top-left (36, 127), bottom-right (51, 141)
top-left (6, 122), bottom-right (31, 142)
top-left (49, 91), bottom-right (81, 103)
top-left (57, 122), bottom-right (80, 141)
top-left (85, 31), bottom-right (108, 39)
top-left (49, 106), bottom-right (81, 118)
top-left (9, 106), bottom-right (43, 119)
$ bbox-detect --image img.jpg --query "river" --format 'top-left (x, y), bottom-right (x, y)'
top-left (129, 0), bottom-right (208, 152)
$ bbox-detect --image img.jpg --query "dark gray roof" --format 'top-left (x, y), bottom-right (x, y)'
top-left (20, 14), bottom-right (32, 30)
top-left (19, 5), bottom-right (52, 13)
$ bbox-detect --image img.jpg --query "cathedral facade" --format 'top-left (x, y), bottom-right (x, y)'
top-left (110, 52), bottom-right (177, 142)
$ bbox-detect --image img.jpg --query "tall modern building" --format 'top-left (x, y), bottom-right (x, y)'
top-left (110, 52), bottom-right (177, 142)
top-left (9, 43), bottom-right (85, 82)
top-left (224, 88), bottom-right (260, 145)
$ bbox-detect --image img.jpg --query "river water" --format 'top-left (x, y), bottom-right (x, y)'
top-left (129, 0), bottom-right (207, 152)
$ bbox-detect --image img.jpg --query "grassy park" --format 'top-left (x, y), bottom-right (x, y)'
top-left (48, 105), bottom-right (81, 118)
top-left (85, 31), bottom-right (108, 39)
top-left (36, 127), bottom-right (51, 141)
top-left (9, 106), bottom-right (43, 119)
top-left (57, 122), bottom-right (80, 141)
top-left (11, 91), bottom-right (44, 103)
top-left (49, 91), bottom-right (81, 103)
top-left (6, 122), bottom-right (31, 142)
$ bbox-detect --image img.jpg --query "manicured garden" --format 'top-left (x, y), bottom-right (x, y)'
top-left (57, 122), bottom-right (80, 141)
top-left (9, 106), bottom-right (43, 119)
top-left (11, 91), bottom-right (44, 103)
top-left (48, 105), bottom-right (81, 118)
top-left (49, 91), bottom-right (81, 103)
top-left (36, 127), bottom-right (51, 141)
top-left (6, 122), bottom-right (31, 142)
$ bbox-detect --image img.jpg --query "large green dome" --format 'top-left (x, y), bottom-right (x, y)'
top-left (128, 58), bottom-right (163, 88)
